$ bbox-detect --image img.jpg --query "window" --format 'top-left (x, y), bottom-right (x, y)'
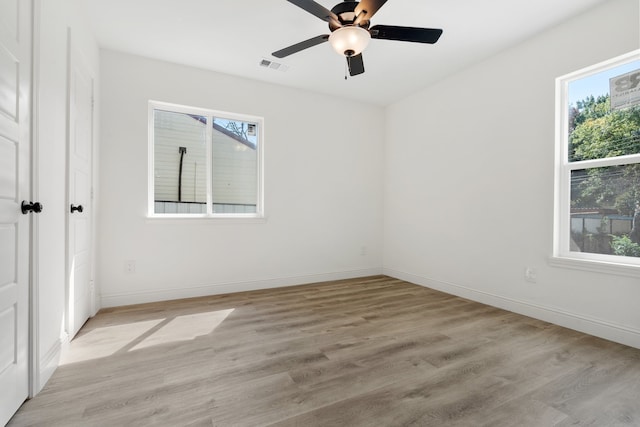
top-left (555, 50), bottom-right (640, 269)
top-left (149, 101), bottom-right (263, 218)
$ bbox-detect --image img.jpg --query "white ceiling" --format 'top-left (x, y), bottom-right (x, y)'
top-left (83, 0), bottom-right (607, 106)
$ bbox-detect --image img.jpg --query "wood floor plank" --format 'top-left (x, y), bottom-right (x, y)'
top-left (8, 275), bottom-right (640, 426)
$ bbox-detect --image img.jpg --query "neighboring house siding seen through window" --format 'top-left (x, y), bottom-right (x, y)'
top-left (554, 50), bottom-right (640, 271)
top-left (149, 101), bottom-right (263, 218)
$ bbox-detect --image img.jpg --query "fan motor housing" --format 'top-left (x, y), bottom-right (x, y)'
top-left (329, 1), bottom-right (370, 31)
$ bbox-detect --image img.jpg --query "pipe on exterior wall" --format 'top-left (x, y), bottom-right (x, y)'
top-left (178, 146), bottom-right (187, 202)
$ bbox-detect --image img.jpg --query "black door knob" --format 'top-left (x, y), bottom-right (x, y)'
top-left (21, 201), bottom-right (43, 214)
top-left (70, 204), bottom-right (84, 213)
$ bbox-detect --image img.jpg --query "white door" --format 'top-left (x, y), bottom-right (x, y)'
top-left (67, 45), bottom-right (93, 339)
top-left (0, 0), bottom-right (32, 424)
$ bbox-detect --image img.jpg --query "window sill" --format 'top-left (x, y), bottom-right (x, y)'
top-left (548, 255), bottom-right (640, 278)
top-left (146, 214), bottom-right (267, 224)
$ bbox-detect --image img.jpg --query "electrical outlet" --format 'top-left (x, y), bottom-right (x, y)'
top-left (524, 267), bottom-right (537, 283)
top-left (125, 260), bottom-right (136, 274)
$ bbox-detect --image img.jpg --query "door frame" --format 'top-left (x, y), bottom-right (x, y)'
top-left (65, 31), bottom-right (95, 339)
top-left (29, 0), bottom-right (41, 396)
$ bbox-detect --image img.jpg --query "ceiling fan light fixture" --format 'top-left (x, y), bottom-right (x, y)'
top-left (328, 26), bottom-right (370, 57)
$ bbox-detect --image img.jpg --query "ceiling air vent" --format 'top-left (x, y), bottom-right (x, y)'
top-left (259, 58), bottom-right (289, 72)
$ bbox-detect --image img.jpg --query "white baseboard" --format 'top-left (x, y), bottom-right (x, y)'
top-left (101, 268), bottom-right (383, 308)
top-left (36, 336), bottom-right (64, 393)
top-left (384, 268), bottom-right (640, 350)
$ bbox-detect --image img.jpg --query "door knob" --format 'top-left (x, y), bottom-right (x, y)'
top-left (70, 204), bottom-right (84, 213)
top-left (21, 201), bottom-right (43, 214)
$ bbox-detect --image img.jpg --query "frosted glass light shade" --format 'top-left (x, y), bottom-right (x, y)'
top-left (329, 26), bottom-right (371, 57)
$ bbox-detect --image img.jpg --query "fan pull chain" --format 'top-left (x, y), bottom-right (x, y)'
top-left (344, 60), bottom-right (348, 80)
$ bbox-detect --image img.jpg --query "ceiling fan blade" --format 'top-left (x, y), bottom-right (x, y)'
top-left (347, 53), bottom-right (365, 76)
top-left (272, 34), bottom-right (330, 58)
top-left (354, 0), bottom-right (389, 25)
top-left (286, 0), bottom-right (339, 23)
top-left (370, 25), bottom-right (443, 44)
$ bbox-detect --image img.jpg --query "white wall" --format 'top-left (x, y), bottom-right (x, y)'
top-left (97, 50), bottom-right (384, 306)
top-left (384, 0), bottom-right (640, 348)
top-left (34, 0), bottom-right (100, 391)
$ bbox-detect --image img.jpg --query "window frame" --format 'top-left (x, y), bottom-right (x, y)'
top-left (147, 100), bottom-right (264, 220)
top-left (553, 50), bottom-right (640, 274)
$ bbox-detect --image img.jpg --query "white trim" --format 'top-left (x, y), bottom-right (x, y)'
top-left (205, 107), bottom-right (213, 213)
top-left (147, 104), bottom-right (155, 216)
top-left (29, 0), bottom-right (41, 399)
top-left (145, 215), bottom-right (268, 224)
top-left (557, 49), bottom-right (640, 83)
top-left (66, 33), bottom-right (96, 339)
top-left (554, 49), bottom-right (640, 269)
top-left (548, 255), bottom-right (640, 278)
top-left (553, 74), bottom-right (565, 257)
top-left (147, 100), bottom-right (265, 219)
top-left (567, 153), bottom-right (640, 170)
top-left (384, 268), bottom-right (640, 350)
top-left (36, 338), bottom-right (61, 392)
top-left (57, 332), bottom-right (70, 365)
top-left (100, 268), bottom-right (383, 308)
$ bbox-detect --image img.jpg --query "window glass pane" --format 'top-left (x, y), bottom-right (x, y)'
top-left (568, 61), bottom-right (640, 162)
top-left (211, 118), bottom-right (258, 214)
top-left (154, 110), bottom-right (208, 214)
top-left (570, 164), bottom-right (640, 257)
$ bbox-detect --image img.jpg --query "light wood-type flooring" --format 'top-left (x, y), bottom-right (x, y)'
top-left (9, 276), bottom-right (640, 426)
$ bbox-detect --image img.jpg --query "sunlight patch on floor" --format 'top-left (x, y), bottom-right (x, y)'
top-left (61, 319), bottom-right (163, 365)
top-left (130, 309), bottom-right (234, 351)
top-left (60, 309), bottom-right (235, 365)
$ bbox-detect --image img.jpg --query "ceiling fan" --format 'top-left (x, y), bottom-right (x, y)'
top-left (272, 0), bottom-right (443, 77)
